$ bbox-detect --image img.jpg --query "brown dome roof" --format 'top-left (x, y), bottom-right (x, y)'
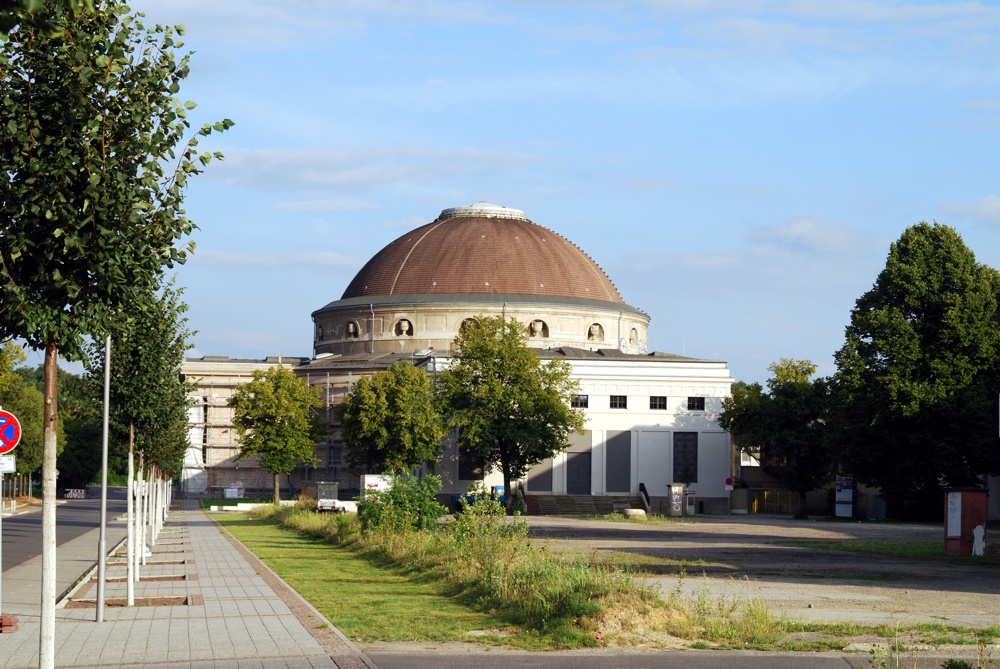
top-left (341, 203), bottom-right (624, 303)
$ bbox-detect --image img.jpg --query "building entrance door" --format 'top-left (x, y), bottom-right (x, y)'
top-left (566, 452), bottom-right (591, 495)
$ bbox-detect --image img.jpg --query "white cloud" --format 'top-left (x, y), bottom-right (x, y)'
top-left (942, 195), bottom-right (1000, 227)
top-left (130, 1), bottom-right (507, 48)
top-left (273, 198), bottom-right (378, 212)
top-left (210, 145), bottom-right (539, 196)
top-left (748, 217), bottom-right (868, 257)
top-left (190, 250), bottom-right (364, 270)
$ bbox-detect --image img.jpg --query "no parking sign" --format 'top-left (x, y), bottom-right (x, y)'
top-left (0, 409), bottom-right (21, 455)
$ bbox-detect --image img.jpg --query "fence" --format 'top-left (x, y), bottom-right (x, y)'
top-left (749, 488), bottom-right (796, 514)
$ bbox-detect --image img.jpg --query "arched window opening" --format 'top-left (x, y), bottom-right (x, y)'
top-left (629, 328), bottom-right (638, 345)
top-left (394, 319), bottom-right (414, 337)
top-left (529, 319), bottom-right (549, 338)
top-left (588, 323), bottom-right (604, 341)
top-left (345, 321), bottom-right (360, 339)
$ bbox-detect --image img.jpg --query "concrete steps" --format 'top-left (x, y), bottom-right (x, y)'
top-left (525, 494), bottom-right (644, 516)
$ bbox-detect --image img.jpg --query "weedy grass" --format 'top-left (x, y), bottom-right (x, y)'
top-left (215, 505), bottom-right (1000, 653)
top-left (779, 539), bottom-right (1000, 566)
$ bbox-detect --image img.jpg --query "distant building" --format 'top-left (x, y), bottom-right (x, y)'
top-left (182, 203), bottom-right (735, 511)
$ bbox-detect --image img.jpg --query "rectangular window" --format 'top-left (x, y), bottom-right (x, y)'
top-left (609, 395), bottom-right (627, 409)
top-left (687, 397), bottom-right (705, 411)
top-left (649, 396), bottom-right (667, 410)
top-left (673, 432), bottom-right (698, 483)
top-left (571, 394), bottom-right (589, 408)
top-left (458, 447), bottom-right (484, 480)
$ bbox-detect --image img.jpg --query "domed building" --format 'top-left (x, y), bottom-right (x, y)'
top-left (311, 202), bottom-right (650, 357)
top-left (182, 204), bottom-right (736, 514)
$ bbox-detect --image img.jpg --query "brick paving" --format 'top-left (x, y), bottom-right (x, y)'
top-left (0, 500), bottom-right (375, 669)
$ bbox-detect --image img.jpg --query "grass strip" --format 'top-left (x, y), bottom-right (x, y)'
top-left (214, 513), bottom-right (511, 644)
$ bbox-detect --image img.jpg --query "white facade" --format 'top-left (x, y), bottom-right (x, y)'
top-left (425, 350), bottom-right (736, 512)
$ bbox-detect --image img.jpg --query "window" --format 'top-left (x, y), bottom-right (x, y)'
top-left (529, 319), bottom-right (549, 338)
top-left (345, 321), bottom-right (359, 339)
top-left (571, 394), bottom-right (589, 408)
top-left (458, 447), bottom-right (484, 480)
top-left (629, 328), bottom-right (638, 345)
top-left (610, 395), bottom-right (627, 409)
top-left (673, 432), bottom-right (698, 483)
top-left (649, 396), bottom-right (667, 410)
top-left (587, 323), bottom-right (604, 341)
top-left (687, 397), bottom-right (705, 411)
top-left (740, 451), bottom-right (761, 467)
top-left (394, 319), bottom-right (413, 336)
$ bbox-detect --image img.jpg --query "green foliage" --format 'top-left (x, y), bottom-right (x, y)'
top-left (0, 1), bottom-right (233, 361)
top-left (85, 279), bottom-right (193, 479)
top-left (832, 222), bottom-right (1000, 518)
top-left (437, 316), bottom-right (585, 511)
top-left (229, 365), bottom-right (325, 501)
top-left (0, 340), bottom-right (64, 473)
top-left (337, 361), bottom-right (444, 473)
top-left (16, 358), bottom-right (103, 484)
top-left (357, 471), bottom-right (447, 533)
top-left (0, 0), bottom-right (93, 37)
top-left (719, 359), bottom-right (830, 515)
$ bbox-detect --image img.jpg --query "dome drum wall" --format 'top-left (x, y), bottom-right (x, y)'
top-left (313, 300), bottom-right (650, 356)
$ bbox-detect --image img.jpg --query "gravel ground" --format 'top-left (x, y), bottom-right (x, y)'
top-left (525, 514), bottom-right (1000, 629)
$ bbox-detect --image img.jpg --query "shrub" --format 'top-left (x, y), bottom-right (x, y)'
top-left (357, 471), bottom-right (447, 534)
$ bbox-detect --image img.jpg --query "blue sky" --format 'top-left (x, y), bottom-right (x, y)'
top-left (63, 0), bottom-right (999, 384)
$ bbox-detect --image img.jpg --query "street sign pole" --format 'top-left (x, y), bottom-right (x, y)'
top-left (0, 404), bottom-right (23, 615)
top-left (97, 335), bottom-right (111, 622)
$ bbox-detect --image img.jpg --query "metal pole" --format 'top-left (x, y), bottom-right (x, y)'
top-left (96, 335), bottom-right (111, 622)
top-left (1, 468), bottom-right (4, 614)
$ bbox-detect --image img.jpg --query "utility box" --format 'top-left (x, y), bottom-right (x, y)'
top-left (944, 488), bottom-right (988, 556)
top-left (668, 484), bottom-right (684, 517)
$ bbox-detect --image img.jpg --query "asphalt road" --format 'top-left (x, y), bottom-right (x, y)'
top-left (1, 488), bottom-right (127, 572)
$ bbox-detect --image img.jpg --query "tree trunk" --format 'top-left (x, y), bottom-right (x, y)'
top-left (499, 444), bottom-right (513, 515)
top-left (795, 491), bottom-right (809, 519)
top-left (273, 472), bottom-right (280, 505)
top-left (40, 341), bottom-right (58, 669)
top-left (126, 425), bottom-right (135, 605)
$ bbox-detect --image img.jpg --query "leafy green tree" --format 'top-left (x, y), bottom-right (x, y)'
top-left (0, 0), bottom-right (92, 36)
top-left (0, 5), bottom-right (229, 657)
top-left (16, 360), bottom-right (102, 485)
top-left (720, 359), bottom-right (831, 518)
top-left (337, 361), bottom-right (445, 474)
top-left (85, 280), bottom-right (194, 481)
top-left (0, 340), bottom-right (64, 476)
top-left (437, 316), bottom-right (585, 513)
top-left (832, 222), bottom-right (1000, 518)
top-left (229, 366), bottom-right (325, 504)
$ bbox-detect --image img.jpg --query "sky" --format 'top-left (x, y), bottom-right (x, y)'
top-left (43, 0), bottom-right (999, 384)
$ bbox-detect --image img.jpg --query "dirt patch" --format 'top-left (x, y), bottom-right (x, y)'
top-left (525, 515), bottom-right (1000, 629)
top-left (64, 595), bottom-right (198, 608)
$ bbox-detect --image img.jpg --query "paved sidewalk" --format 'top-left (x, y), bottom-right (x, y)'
top-left (0, 499), bottom-right (375, 669)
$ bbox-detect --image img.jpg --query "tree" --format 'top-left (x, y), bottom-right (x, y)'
top-left (0, 5), bottom-right (230, 661)
top-left (832, 222), bottom-right (1000, 518)
top-left (720, 359), bottom-right (831, 518)
top-left (0, 340), bottom-right (64, 475)
top-left (337, 361), bottom-right (444, 473)
top-left (0, 0), bottom-right (92, 36)
top-left (228, 366), bottom-right (325, 504)
top-left (436, 316), bottom-right (585, 512)
top-left (86, 279), bottom-right (194, 480)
